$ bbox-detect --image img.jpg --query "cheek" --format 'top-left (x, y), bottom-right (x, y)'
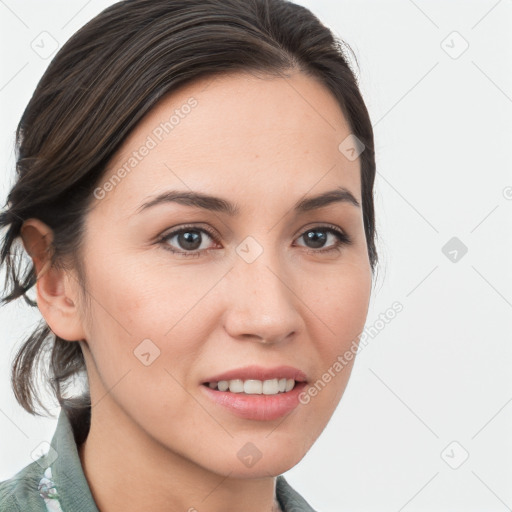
top-left (292, 268), bottom-right (371, 442)
top-left (81, 250), bottom-right (218, 382)
top-left (311, 263), bottom-right (371, 347)
top-left (85, 246), bottom-right (201, 332)
top-left (299, 263), bottom-right (370, 413)
top-left (332, 279), bottom-right (370, 340)
top-left (80, 258), bottom-right (209, 426)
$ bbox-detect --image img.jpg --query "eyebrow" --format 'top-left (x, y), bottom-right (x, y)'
top-left (135, 186), bottom-right (360, 216)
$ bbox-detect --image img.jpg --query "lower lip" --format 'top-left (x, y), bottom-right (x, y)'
top-left (200, 382), bottom-right (307, 421)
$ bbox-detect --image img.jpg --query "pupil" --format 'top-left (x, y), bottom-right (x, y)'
top-left (180, 231), bottom-right (201, 250)
top-left (305, 229), bottom-right (326, 249)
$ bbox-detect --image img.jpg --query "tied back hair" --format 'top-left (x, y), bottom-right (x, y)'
top-left (0, 0), bottom-right (377, 442)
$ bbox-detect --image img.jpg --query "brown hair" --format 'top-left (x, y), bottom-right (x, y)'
top-left (0, 0), bottom-right (377, 428)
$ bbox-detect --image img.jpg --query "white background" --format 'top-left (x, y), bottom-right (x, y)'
top-left (1, 1), bottom-right (511, 511)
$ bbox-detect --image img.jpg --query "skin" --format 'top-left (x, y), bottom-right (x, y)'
top-left (20, 70), bottom-right (373, 512)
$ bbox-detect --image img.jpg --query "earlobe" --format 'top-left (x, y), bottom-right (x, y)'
top-left (20, 218), bottom-right (86, 342)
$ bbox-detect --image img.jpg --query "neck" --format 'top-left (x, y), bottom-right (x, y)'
top-left (78, 397), bottom-right (281, 512)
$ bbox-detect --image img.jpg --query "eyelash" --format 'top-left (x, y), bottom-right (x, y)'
top-left (157, 223), bottom-right (352, 258)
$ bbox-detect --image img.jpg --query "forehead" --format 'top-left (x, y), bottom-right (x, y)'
top-left (93, 70), bottom-right (361, 218)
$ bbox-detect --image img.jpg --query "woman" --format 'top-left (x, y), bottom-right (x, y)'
top-left (0, 0), bottom-right (377, 510)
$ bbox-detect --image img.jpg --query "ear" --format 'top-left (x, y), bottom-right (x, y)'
top-left (20, 218), bottom-right (87, 342)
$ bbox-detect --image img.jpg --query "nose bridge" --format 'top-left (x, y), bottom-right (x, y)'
top-left (223, 235), bottom-right (302, 343)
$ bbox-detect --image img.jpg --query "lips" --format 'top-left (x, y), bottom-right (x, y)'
top-left (200, 365), bottom-right (309, 421)
top-left (202, 365), bottom-right (308, 384)
top-left (200, 380), bottom-right (308, 421)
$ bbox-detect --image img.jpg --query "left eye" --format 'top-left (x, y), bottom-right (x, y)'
top-left (159, 224), bottom-right (351, 257)
top-left (295, 226), bottom-right (350, 252)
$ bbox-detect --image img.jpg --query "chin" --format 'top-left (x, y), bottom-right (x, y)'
top-left (197, 431), bottom-right (313, 479)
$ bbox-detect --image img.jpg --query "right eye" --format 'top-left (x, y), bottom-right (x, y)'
top-left (158, 225), bottom-right (221, 258)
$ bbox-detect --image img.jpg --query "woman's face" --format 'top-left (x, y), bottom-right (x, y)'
top-left (75, 70), bottom-right (372, 476)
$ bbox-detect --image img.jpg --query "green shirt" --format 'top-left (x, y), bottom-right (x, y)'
top-left (0, 408), bottom-right (317, 511)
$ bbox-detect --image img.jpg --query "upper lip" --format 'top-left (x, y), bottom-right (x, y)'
top-left (202, 365), bottom-right (308, 384)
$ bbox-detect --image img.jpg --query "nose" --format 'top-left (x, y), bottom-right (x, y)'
top-left (222, 251), bottom-right (304, 345)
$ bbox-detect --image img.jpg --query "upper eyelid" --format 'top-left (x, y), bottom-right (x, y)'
top-left (161, 224), bottom-right (219, 242)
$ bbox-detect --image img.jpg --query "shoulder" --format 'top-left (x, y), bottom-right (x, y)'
top-left (276, 475), bottom-right (319, 512)
top-left (0, 479), bottom-right (21, 512)
top-left (0, 457), bottom-right (49, 512)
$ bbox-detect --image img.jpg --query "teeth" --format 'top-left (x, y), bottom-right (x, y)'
top-left (262, 378), bottom-right (278, 395)
top-left (244, 379), bottom-right (262, 394)
top-left (229, 379), bottom-right (244, 393)
top-left (208, 378), bottom-right (296, 395)
top-left (217, 380), bottom-right (229, 392)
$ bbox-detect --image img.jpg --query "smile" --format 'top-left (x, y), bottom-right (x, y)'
top-left (204, 378), bottom-right (296, 395)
